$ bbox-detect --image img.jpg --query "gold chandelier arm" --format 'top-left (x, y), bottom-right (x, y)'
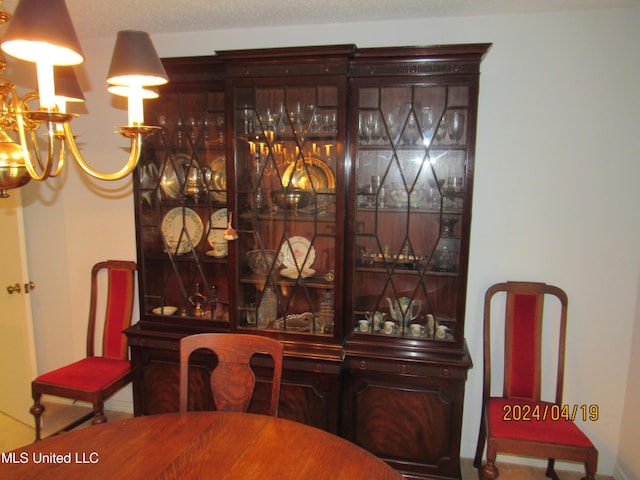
top-left (63, 122), bottom-right (143, 181)
top-left (26, 124), bottom-right (64, 178)
top-left (15, 105), bottom-right (55, 181)
top-left (47, 129), bottom-right (66, 178)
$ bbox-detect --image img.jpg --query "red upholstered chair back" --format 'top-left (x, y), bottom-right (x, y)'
top-left (484, 281), bottom-right (568, 404)
top-left (87, 261), bottom-right (137, 361)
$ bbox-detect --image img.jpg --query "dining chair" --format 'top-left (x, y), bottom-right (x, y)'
top-left (179, 333), bottom-right (284, 416)
top-left (474, 281), bottom-right (598, 480)
top-left (30, 260), bottom-right (137, 441)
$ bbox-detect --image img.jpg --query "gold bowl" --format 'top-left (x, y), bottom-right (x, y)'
top-left (271, 189), bottom-right (312, 210)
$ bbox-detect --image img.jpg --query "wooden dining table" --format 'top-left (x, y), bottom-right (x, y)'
top-left (0, 411), bottom-right (404, 479)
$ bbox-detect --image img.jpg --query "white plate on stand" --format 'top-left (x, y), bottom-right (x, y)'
top-left (278, 236), bottom-right (316, 271)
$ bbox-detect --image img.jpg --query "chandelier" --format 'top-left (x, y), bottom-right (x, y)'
top-left (0, 0), bottom-right (168, 198)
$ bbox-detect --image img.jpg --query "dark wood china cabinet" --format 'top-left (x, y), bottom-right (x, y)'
top-left (126, 43), bottom-right (490, 479)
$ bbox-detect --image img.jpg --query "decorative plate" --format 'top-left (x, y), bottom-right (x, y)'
top-left (206, 155), bottom-right (227, 202)
top-left (279, 236), bottom-right (316, 271)
top-left (160, 154), bottom-right (190, 199)
top-left (161, 207), bottom-right (203, 255)
top-left (207, 208), bottom-right (228, 247)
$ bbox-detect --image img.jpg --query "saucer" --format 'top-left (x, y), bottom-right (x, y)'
top-left (280, 267), bottom-right (316, 279)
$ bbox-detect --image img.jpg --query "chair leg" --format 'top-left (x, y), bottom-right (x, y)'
top-left (29, 393), bottom-right (45, 442)
top-left (583, 451), bottom-right (598, 480)
top-left (479, 444), bottom-right (499, 480)
top-left (474, 415), bottom-right (486, 468)
top-left (91, 399), bottom-right (107, 425)
top-left (545, 459), bottom-right (559, 480)
top-left (480, 462), bottom-right (499, 480)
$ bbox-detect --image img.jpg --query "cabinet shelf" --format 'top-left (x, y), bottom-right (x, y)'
top-left (355, 265), bottom-right (459, 277)
top-left (239, 272), bottom-right (336, 289)
top-left (356, 144), bottom-right (467, 152)
top-left (143, 252), bottom-right (229, 263)
top-left (239, 211), bottom-right (337, 223)
top-left (356, 206), bottom-right (462, 215)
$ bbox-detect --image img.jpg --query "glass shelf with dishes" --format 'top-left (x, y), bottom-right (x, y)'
top-left (233, 84), bottom-right (343, 337)
top-left (349, 83), bottom-right (471, 343)
top-left (134, 88), bottom-right (231, 325)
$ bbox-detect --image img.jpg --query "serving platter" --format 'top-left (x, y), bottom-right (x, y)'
top-left (282, 157), bottom-right (335, 192)
top-left (160, 154), bottom-right (190, 199)
top-left (206, 155), bottom-right (227, 202)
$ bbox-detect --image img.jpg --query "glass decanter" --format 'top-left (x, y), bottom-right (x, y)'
top-left (257, 286), bottom-right (277, 329)
top-left (432, 216), bottom-right (460, 272)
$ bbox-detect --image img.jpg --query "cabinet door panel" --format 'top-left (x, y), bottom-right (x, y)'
top-left (254, 378), bottom-right (334, 431)
top-left (344, 369), bottom-right (465, 478)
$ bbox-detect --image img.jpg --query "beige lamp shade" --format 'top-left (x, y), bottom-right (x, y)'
top-left (0, 0), bottom-right (84, 66)
top-left (55, 66), bottom-right (85, 103)
top-left (107, 30), bottom-right (168, 88)
top-left (107, 86), bottom-right (159, 99)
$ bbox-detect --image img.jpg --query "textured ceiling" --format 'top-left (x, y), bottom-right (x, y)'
top-left (1, 0), bottom-right (639, 40)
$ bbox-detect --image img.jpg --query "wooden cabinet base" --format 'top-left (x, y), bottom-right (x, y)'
top-left (342, 344), bottom-right (471, 479)
top-left (127, 325), bottom-right (470, 479)
top-left (126, 325), bottom-right (342, 433)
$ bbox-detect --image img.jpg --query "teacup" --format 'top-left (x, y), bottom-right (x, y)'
top-left (211, 242), bottom-right (228, 257)
top-left (383, 321), bottom-right (395, 335)
top-left (410, 323), bottom-right (422, 337)
top-left (359, 319), bottom-right (370, 332)
top-left (435, 324), bottom-right (449, 339)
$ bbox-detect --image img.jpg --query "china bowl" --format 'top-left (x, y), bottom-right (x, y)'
top-left (152, 305), bottom-right (178, 315)
top-left (271, 189), bottom-right (312, 210)
top-left (246, 249), bottom-right (283, 276)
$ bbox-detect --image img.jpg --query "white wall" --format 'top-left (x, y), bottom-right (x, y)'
top-left (615, 278), bottom-right (640, 480)
top-left (18, 7), bottom-right (640, 477)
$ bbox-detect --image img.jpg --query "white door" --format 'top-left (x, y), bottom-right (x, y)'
top-left (0, 191), bottom-right (37, 425)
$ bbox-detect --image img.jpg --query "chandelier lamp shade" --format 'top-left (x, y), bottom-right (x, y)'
top-left (0, 0), bottom-right (168, 198)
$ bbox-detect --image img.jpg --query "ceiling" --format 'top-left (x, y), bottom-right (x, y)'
top-left (1, 0), bottom-right (639, 40)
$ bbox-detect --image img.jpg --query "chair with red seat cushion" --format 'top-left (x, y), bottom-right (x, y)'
top-left (30, 260), bottom-right (136, 441)
top-left (474, 281), bottom-right (598, 480)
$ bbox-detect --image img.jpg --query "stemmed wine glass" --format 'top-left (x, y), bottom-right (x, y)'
top-left (383, 112), bottom-right (396, 144)
top-left (434, 115), bottom-right (448, 144)
top-left (240, 107), bottom-right (254, 135)
top-left (366, 112), bottom-right (382, 145)
top-left (419, 107), bottom-right (434, 144)
top-left (401, 113), bottom-right (420, 145)
top-left (447, 111), bottom-right (465, 144)
top-left (359, 112), bottom-right (372, 145)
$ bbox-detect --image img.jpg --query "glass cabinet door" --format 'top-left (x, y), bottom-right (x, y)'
top-left (135, 87), bottom-right (230, 326)
top-left (232, 82), bottom-right (344, 338)
top-left (349, 82), bottom-right (472, 346)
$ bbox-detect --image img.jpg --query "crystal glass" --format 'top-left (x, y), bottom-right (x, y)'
top-left (432, 216), bottom-right (460, 272)
top-left (447, 111), bottom-right (465, 144)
